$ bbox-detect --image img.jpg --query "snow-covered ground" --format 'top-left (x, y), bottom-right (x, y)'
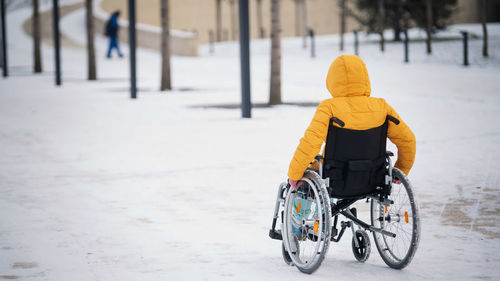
top-left (1, 3), bottom-right (500, 281)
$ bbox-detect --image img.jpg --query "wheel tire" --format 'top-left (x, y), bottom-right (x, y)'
top-left (281, 240), bottom-right (296, 266)
top-left (370, 168), bottom-right (420, 269)
top-left (282, 170), bottom-right (331, 274)
top-left (352, 230), bottom-right (371, 262)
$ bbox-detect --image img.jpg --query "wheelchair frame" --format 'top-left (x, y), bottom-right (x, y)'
top-left (269, 151), bottom-right (421, 274)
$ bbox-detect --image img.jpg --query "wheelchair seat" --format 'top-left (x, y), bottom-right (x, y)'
top-left (323, 116), bottom-right (399, 199)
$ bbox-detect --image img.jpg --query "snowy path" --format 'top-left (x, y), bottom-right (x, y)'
top-left (1, 3), bottom-right (500, 281)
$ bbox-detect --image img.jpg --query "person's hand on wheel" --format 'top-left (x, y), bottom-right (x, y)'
top-left (392, 177), bottom-right (401, 184)
top-left (288, 179), bottom-right (303, 190)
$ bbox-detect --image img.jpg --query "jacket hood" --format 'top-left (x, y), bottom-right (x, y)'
top-left (326, 55), bottom-right (371, 98)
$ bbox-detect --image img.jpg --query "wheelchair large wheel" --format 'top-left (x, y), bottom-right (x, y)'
top-left (282, 170), bottom-right (331, 274)
top-left (370, 168), bottom-right (420, 269)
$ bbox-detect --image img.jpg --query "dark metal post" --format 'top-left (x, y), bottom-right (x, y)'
top-left (353, 30), bottom-right (359, 56)
top-left (460, 31), bottom-right (469, 66)
top-left (129, 0), bottom-right (137, 98)
top-left (0, 0), bottom-right (7, 77)
top-left (238, 0), bottom-right (251, 118)
top-left (209, 30), bottom-right (214, 54)
top-left (403, 29), bottom-right (409, 63)
top-left (309, 29), bottom-right (315, 58)
top-left (53, 0), bottom-right (61, 85)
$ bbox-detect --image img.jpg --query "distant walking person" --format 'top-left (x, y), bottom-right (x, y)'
top-left (105, 11), bottom-right (123, 58)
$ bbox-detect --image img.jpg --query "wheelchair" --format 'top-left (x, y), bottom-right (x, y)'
top-left (269, 116), bottom-right (420, 274)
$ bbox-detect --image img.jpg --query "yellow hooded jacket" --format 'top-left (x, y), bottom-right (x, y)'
top-left (288, 55), bottom-right (416, 181)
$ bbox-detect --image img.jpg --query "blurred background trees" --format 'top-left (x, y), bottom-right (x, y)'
top-left (406, 0), bottom-right (457, 30)
top-left (351, 0), bottom-right (458, 40)
top-left (350, 0), bottom-right (458, 54)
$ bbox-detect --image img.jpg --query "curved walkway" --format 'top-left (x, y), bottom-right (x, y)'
top-left (22, 1), bottom-right (85, 49)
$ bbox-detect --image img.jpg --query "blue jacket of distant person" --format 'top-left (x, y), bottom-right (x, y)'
top-left (105, 14), bottom-right (119, 38)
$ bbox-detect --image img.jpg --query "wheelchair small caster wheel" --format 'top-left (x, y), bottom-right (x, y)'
top-left (352, 230), bottom-right (371, 262)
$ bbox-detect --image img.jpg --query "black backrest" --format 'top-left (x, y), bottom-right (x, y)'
top-left (323, 117), bottom-right (390, 199)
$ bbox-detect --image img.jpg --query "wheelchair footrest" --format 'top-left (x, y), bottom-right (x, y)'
top-left (269, 229), bottom-right (283, 240)
top-left (331, 221), bottom-right (351, 242)
top-left (331, 227), bottom-right (338, 237)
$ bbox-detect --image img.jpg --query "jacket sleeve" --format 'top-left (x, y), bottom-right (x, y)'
top-left (288, 101), bottom-right (331, 181)
top-left (386, 102), bottom-right (416, 175)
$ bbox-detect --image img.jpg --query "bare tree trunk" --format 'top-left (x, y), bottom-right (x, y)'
top-left (425, 0), bottom-right (432, 54)
top-left (269, 0), bottom-right (281, 105)
top-left (301, 0), bottom-right (308, 48)
top-left (160, 0), bottom-right (171, 90)
top-left (294, 0), bottom-right (300, 36)
top-left (33, 0), bottom-right (42, 73)
top-left (339, 0), bottom-right (345, 51)
top-left (393, 0), bottom-right (401, 41)
top-left (256, 0), bottom-right (264, 38)
top-left (481, 0), bottom-right (488, 57)
top-left (378, 0), bottom-right (385, 52)
top-left (229, 0), bottom-right (238, 40)
top-left (215, 0), bottom-right (222, 42)
top-left (86, 0), bottom-right (96, 80)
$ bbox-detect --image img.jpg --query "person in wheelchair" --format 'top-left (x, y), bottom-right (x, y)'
top-left (288, 54), bottom-right (415, 190)
top-left (271, 55), bottom-right (419, 273)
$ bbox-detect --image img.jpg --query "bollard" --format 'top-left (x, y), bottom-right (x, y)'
top-left (460, 31), bottom-right (469, 66)
top-left (53, 0), bottom-right (61, 85)
top-left (403, 29), bottom-right (409, 63)
top-left (128, 0), bottom-right (137, 98)
top-left (208, 30), bottom-right (214, 54)
top-left (309, 29), bottom-right (315, 58)
top-left (238, 0), bottom-right (251, 118)
top-left (353, 30), bottom-right (359, 56)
